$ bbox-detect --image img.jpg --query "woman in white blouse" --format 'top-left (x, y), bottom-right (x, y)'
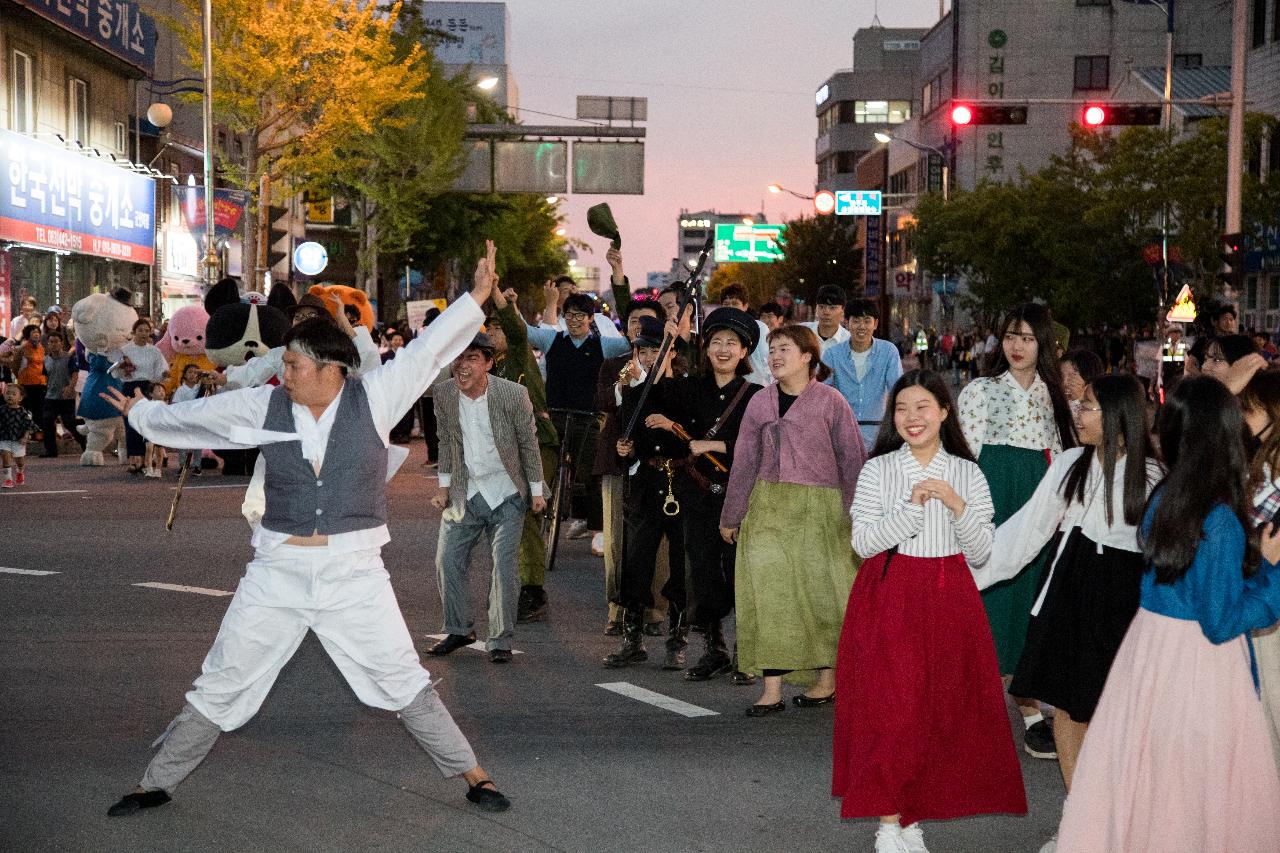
top-left (979, 374), bottom-right (1160, 853)
top-left (958, 302), bottom-right (1076, 757)
top-left (112, 318), bottom-right (169, 474)
top-left (833, 370), bottom-right (1025, 853)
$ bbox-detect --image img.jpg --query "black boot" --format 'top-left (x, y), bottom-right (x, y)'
top-left (662, 609), bottom-right (689, 671)
top-left (517, 585), bottom-right (547, 623)
top-left (684, 620), bottom-right (732, 681)
top-left (603, 610), bottom-right (647, 668)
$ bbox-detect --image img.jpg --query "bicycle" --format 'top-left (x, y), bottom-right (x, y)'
top-left (542, 407), bottom-right (602, 573)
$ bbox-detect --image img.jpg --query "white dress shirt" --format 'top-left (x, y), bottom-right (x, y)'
top-left (127, 293), bottom-right (484, 554)
top-left (851, 445), bottom-right (995, 568)
top-left (978, 447), bottom-right (1162, 609)
top-left (801, 321), bottom-right (851, 354)
top-left (745, 319), bottom-right (774, 386)
top-left (224, 326), bottom-right (382, 389)
top-left (439, 391), bottom-right (520, 510)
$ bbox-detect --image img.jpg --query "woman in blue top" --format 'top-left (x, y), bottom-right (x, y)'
top-left (1056, 377), bottom-right (1280, 853)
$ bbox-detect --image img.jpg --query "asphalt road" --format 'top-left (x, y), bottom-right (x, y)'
top-left (2, 444), bottom-right (1063, 853)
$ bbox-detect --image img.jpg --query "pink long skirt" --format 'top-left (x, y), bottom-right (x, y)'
top-left (1058, 608), bottom-right (1280, 853)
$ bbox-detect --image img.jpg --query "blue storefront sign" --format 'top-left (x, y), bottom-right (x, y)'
top-left (11, 0), bottom-right (157, 74)
top-left (0, 130), bottom-right (155, 264)
top-left (864, 214), bottom-right (882, 298)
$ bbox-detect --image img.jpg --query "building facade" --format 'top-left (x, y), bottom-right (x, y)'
top-left (1, 0), bottom-right (158, 328)
top-left (814, 27), bottom-right (927, 193)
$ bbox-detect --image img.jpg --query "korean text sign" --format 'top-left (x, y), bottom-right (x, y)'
top-left (1, 130), bottom-right (156, 264)
top-left (11, 0), bottom-right (157, 74)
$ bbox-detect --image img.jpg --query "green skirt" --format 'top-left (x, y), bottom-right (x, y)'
top-left (736, 481), bottom-right (858, 686)
top-left (979, 443), bottom-right (1054, 674)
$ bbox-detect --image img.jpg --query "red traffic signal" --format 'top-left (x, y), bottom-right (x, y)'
top-left (1220, 232), bottom-right (1246, 289)
top-left (1081, 103), bottom-right (1162, 127)
top-left (949, 103), bottom-right (1028, 126)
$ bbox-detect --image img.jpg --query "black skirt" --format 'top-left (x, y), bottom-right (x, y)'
top-left (1009, 526), bottom-right (1144, 723)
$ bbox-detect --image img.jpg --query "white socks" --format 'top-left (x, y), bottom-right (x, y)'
top-left (1023, 710), bottom-right (1044, 729)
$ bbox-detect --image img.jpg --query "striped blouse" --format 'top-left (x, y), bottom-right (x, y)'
top-left (851, 445), bottom-right (995, 567)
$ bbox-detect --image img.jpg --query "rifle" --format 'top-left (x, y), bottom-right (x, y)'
top-left (165, 377), bottom-right (215, 531)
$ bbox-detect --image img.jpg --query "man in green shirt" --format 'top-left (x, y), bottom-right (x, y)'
top-left (488, 284), bottom-right (559, 622)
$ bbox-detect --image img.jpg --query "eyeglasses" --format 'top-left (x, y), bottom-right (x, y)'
top-left (563, 311), bottom-right (590, 321)
top-left (1077, 403), bottom-right (1103, 413)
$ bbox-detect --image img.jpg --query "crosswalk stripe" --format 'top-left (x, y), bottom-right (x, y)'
top-left (133, 582), bottom-right (234, 597)
top-left (0, 567), bottom-right (60, 576)
top-left (596, 681), bottom-right (720, 718)
top-left (0, 489), bottom-right (87, 496)
top-left (423, 634), bottom-right (524, 655)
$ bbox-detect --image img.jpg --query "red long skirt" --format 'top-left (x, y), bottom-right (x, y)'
top-left (832, 551), bottom-right (1026, 826)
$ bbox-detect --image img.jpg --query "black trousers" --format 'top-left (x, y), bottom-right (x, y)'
top-left (41, 398), bottom-right (84, 455)
top-left (418, 397), bottom-right (439, 462)
top-left (617, 464), bottom-right (686, 614)
top-left (682, 488), bottom-right (735, 628)
top-left (121, 380), bottom-right (153, 457)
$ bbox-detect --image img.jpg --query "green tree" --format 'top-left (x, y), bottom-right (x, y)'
top-left (915, 115), bottom-right (1280, 328)
top-left (773, 215), bottom-right (863, 305)
top-left (707, 262), bottom-right (782, 307)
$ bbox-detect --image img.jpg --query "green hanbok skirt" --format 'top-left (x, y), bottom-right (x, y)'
top-left (979, 443), bottom-right (1055, 674)
top-left (735, 480), bottom-right (859, 686)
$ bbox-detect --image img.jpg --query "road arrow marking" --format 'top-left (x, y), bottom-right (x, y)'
top-left (0, 567), bottom-right (60, 576)
top-left (134, 582), bottom-right (233, 597)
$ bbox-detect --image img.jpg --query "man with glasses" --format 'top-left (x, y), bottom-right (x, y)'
top-left (821, 298), bottom-right (903, 447)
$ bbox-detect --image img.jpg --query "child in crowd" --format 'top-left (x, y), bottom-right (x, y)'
top-left (40, 333), bottom-right (83, 458)
top-left (169, 365), bottom-right (205, 477)
top-left (0, 384), bottom-right (35, 488)
top-left (834, 370), bottom-right (1025, 853)
top-left (143, 384), bottom-right (168, 478)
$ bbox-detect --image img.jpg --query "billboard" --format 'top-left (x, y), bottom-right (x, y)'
top-left (10, 0), bottom-right (156, 74)
top-left (0, 130), bottom-right (155, 264)
top-left (714, 223), bottom-right (786, 264)
top-left (422, 2), bottom-right (507, 65)
top-left (572, 142), bottom-right (644, 194)
top-left (494, 141), bottom-right (567, 194)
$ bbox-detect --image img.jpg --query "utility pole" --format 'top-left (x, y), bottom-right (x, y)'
top-left (1226, 0), bottom-right (1247, 235)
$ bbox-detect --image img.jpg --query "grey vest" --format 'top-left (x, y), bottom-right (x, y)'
top-left (259, 378), bottom-right (387, 535)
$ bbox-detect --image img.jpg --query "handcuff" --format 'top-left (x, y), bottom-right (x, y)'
top-left (660, 459), bottom-right (681, 517)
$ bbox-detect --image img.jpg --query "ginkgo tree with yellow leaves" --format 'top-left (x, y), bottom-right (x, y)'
top-left (166, 0), bottom-right (428, 280)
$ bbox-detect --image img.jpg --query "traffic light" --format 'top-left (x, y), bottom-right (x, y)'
top-left (266, 204), bottom-right (289, 280)
top-left (1220, 232), bottom-right (1246, 290)
top-left (949, 103), bottom-right (1028, 126)
top-left (1081, 103), bottom-right (1162, 127)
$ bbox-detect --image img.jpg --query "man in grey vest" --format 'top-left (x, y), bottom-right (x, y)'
top-left (99, 258), bottom-right (512, 817)
top-left (428, 333), bottom-right (545, 664)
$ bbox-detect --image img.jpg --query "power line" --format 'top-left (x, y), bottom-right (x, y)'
top-left (509, 106), bottom-right (606, 126)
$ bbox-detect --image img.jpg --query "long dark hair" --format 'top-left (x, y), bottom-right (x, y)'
top-left (1059, 374), bottom-right (1157, 527)
top-left (1239, 369), bottom-right (1280, 499)
top-left (986, 303), bottom-right (1076, 450)
top-left (870, 370), bottom-right (976, 462)
top-left (1141, 377), bottom-right (1259, 583)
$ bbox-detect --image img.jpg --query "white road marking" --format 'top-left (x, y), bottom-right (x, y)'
top-left (133, 582), bottom-right (234, 597)
top-left (169, 484), bottom-right (246, 490)
top-left (423, 634), bottom-right (524, 655)
top-left (0, 489), bottom-right (88, 496)
top-left (0, 567), bottom-right (60, 576)
top-left (595, 682), bottom-right (720, 718)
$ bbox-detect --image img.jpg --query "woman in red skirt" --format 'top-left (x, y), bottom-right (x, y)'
top-left (833, 370), bottom-right (1026, 853)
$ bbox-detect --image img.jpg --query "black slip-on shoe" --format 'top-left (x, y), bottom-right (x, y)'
top-left (426, 632), bottom-right (477, 656)
top-left (489, 649), bottom-right (513, 664)
top-left (744, 701), bottom-right (786, 717)
top-left (792, 692), bottom-right (836, 708)
top-left (107, 789), bottom-right (171, 817)
top-left (466, 780), bottom-right (511, 813)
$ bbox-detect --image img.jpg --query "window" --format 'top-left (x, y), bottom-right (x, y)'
top-left (1173, 53), bottom-right (1203, 69)
top-left (854, 100), bottom-right (911, 124)
top-left (922, 74), bottom-right (944, 116)
top-left (835, 150), bottom-right (864, 173)
top-left (1270, 130), bottom-right (1280, 176)
top-left (818, 101), bottom-right (858, 135)
top-left (888, 167), bottom-right (915, 196)
top-left (1254, 0), bottom-right (1267, 48)
top-left (114, 121), bottom-right (127, 153)
top-left (1248, 277), bottom-right (1259, 310)
top-left (68, 78), bottom-right (89, 144)
top-left (1073, 56), bottom-right (1110, 91)
top-left (10, 50), bottom-right (33, 133)
top-left (1269, 275), bottom-right (1280, 311)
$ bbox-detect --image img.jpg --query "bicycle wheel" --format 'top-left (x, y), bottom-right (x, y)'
top-left (543, 461), bottom-right (571, 573)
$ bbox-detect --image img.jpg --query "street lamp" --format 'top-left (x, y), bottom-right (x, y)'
top-left (476, 76), bottom-right (500, 91)
top-left (874, 131), bottom-right (948, 202)
top-left (767, 182), bottom-right (813, 201)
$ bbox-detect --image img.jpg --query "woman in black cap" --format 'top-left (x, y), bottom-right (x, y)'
top-left (635, 307), bottom-right (763, 680)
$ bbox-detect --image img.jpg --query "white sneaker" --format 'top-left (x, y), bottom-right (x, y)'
top-left (590, 531), bottom-right (605, 556)
top-left (900, 822), bottom-right (929, 853)
top-left (1038, 836), bottom-right (1057, 853)
top-left (874, 825), bottom-right (907, 853)
top-left (145, 467), bottom-right (161, 478)
top-left (565, 519), bottom-right (590, 540)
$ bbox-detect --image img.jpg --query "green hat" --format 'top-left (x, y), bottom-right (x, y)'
top-left (587, 203), bottom-right (621, 249)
